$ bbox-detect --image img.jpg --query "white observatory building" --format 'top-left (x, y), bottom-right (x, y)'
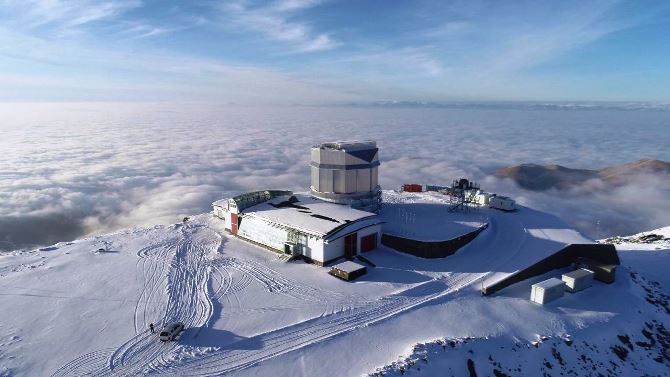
top-left (310, 141), bottom-right (381, 211)
top-left (211, 140), bottom-right (383, 266)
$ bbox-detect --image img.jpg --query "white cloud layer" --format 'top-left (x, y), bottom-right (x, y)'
top-left (1, 103), bottom-right (669, 250)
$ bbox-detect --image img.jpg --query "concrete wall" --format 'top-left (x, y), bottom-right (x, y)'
top-left (371, 166), bottom-right (378, 188)
top-left (345, 170), bottom-right (357, 193)
top-left (311, 166), bottom-right (320, 192)
top-left (381, 225), bottom-right (488, 258)
top-left (356, 169), bottom-right (371, 192)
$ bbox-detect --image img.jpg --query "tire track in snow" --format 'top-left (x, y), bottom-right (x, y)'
top-left (133, 240), bottom-right (175, 334)
top-left (51, 348), bottom-right (115, 377)
top-left (220, 257), bottom-right (355, 303)
top-left (105, 228), bottom-right (217, 375)
top-left (54, 221), bottom-right (507, 376)
top-left (149, 271), bottom-right (490, 376)
top-left (52, 226), bottom-right (220, 377)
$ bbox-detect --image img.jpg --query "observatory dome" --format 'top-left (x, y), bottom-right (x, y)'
top-left (310, 141), bottom-right (381, 211)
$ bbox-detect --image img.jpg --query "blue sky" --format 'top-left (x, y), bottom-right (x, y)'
top-left (0, 0), bottom-right (668, 104)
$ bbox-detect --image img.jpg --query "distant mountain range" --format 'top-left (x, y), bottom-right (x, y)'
top-left (336, 101), bottom-right (670, 111)
top-left (496, 159), bottom-right (670, 191)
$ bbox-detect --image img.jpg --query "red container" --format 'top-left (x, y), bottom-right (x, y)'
top-left (402, 184), bottom-right (423, 192)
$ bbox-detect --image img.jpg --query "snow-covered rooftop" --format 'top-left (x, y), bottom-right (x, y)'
top-left (241, 193), bottom-right (379, 237)
top-left (331, 260), bottom-right (366, 273)
top-left (212, 199), bottom-right (228, 207)
top-left (532, 277), bottom-right (565, 289)
top-left (316, 140), bottom-right (376, 151)
top-left (563, 268), bottom-right (594, 279)
top-left (379, 191), bottom-right (488, 241)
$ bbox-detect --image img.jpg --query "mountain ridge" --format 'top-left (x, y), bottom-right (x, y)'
top-left (496, 159), bottom-right (670, 191)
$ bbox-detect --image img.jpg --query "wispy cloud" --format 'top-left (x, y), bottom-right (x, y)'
top-left (0, 0), bottom-right (142, 32)
top-left (119, 22), bottom-right (180, 40)
top-left (0, 0), bottom-right (668, 102)
top-left (221, 0), bottom-right (338, 52)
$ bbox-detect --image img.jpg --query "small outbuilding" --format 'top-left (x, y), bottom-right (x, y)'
top-left (473, 191), bottom-right (493, 206)
top-left (329, 261), bottom-right (367, 281)
top-left (530, 278), bottom-right (565, 304)
top-left (562, 268), bottom-right (594, 293)
top-left (575, 257), bottom-right (617, 283)
top-left (489, 195), bottom-right (516, 211)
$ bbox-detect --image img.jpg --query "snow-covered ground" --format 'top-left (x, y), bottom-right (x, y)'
top-left (378, 191), bottom-right (488, 241)
top-left (0, 194), bottom-right (668, 376)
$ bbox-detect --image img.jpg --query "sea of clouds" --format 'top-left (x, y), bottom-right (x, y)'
top-left (1, 102), bottom-right (669, 251)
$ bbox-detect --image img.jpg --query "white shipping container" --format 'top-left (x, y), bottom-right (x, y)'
top-left (490, 196), bottom-right (516, 211)
top-left (530, 278), bottom-right (565, 304)
top-left (474, 191), bottom-right (493, 205)
top-left (562, 268), bottom-right (594, 293)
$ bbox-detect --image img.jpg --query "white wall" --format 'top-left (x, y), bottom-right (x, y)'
top-left (490, 197), bottom-right (515, 210)
top-left (474, 193), bottom-right (491, 205)
top-left (232, 213), bottom-right (381, 264)
top-left (305, 236), bottom-right (326, 262)
top-left (213, 206), bottom-right (231, 230)
top-left (323, 236), bottom-right (345, 263)
top-left (356, 169), bottom-right (371, 192)
top-left (321, 223), bottom-right (382, 263)
top-left (237, 215), bottom-right (289, 252)
top-left (236, 215), bottom-right (331, 262)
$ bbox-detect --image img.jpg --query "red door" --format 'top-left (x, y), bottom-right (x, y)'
top-left (230, 213), bottom-right (238, 234)
top-left (344, 233), bottom-right (357, 258)
top-left (361, 234), bottom-right (377, 252)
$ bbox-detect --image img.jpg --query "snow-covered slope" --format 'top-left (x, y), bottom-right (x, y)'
top-left (0, 199), bottom-right (668, 376)
top-left (371, 227), bottom-right (670, 376)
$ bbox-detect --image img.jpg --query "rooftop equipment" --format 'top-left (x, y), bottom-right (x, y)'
top-left (530, 278), bottom-right (565, 304)
top-left (561, 268), bottom-right (595, 293)
top-left (453, 178), bottom-right (479, 190)
top-left (310, 140), bottom-right (381, 211)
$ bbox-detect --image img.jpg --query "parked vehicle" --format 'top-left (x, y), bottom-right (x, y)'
top-left (159, 322), bottom-right (184, 341)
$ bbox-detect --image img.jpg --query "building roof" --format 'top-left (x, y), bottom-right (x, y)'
top-left (212, 199), bottom-right (228, 207)
top-left (316, 140), bottom-right (376, 151)
top-left (532, 277), bottom-right (565, 289)
top-left (331, 260), bottom-right (366, 273)
top-left (562, 268), bottom-right (594, 279)
top-left (241, 193), bottom-right (379, 238)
